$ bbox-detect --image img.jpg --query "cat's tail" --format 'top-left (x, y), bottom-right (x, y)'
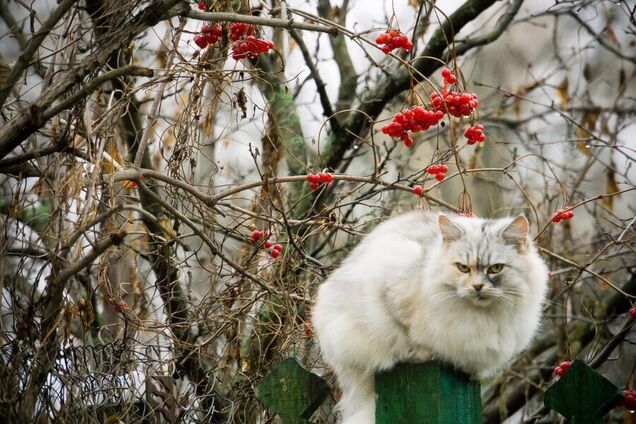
top-left (336, 366), bottom-right (375, 424)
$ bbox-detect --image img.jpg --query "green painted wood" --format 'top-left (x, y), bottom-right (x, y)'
top-left (544, 360), bottom-right (623, 424)
top-left (256, 357), bottom-right (330, 424)
top-left (375, 361), bottom-right (481, 424)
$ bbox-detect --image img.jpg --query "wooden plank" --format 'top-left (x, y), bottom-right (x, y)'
top-left (376, 361), bottom-right (481, 423)
top-left (544, 360), bottom-right (623, 424)
top-left (256, 357), bottom-right (330, 424)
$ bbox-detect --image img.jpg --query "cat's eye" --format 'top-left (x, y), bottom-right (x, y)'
top-left (487, 264), bottom-right (505, 274)
top-left (456, 263), bottom-right (471, 273)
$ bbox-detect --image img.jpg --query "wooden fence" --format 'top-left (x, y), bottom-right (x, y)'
top-left (256, 358), bottom-right (625, 423)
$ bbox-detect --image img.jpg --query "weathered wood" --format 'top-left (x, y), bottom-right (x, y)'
top-left (256, 357), bottom-right (330, 424)
top-left (544, 360), bottom-right (623, 424)
top-left (376, 361), bottom-right (481, 423)
top-left (145, 375), bottom-right (177, 424)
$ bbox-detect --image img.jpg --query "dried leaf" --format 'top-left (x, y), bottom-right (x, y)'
top-left (606, 26), bottom-right (619, 45)
top-left (576, 141), bottom-right (591, 156)
top-left (575, 111), bottom-right (598, 156)
top-left (604, 167), bottom-right (619, 210)
top-left (513, 80), bottom-right (541, 117)
top-left (159, 217), bottom-right (178, 239)
top-left (260, 170), bottom-right (272, 200)
top-left (583, 63), bottom-right (592, 81)
top-left (618, 69), bottom-right (626, 97)
top-left (77, 299), bottom-right (95, 329)
top-left (103, 142), bottom-right (124, 173)
top-left (234, 87), bottom-right (248, 119)
top-left (288, 36), bottom-right (297, 54)
top-left (557, 75), bottom-right (569, 109)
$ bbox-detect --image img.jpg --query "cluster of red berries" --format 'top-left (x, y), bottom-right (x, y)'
top-left (464, 124), bottom-right (485, 144)
top-left (430, 88), bottom-right (479, 118)
top-left (552, 207), bottom-right (574, 223)
top-left (427, 163), bottom-right (449, 182)
top-left (306, 172), bottom-right (334, 190)
top-left (229, 23), bottom-right (274, 60)
top-left (108, 297), bottom-right (128, 314)
top-left (553, 360), bottom-right (572, 378)
top-left (382, 68), bottom-right (484, 147)
top-left (376, 30), bottom-right (413, 54)
top-left (251, 230), bottom-right (284, 259)
top-left (230, 22), bottom-right (254, 41)
top-left (621, 389), bottom-right (636, 411)
top-left (381, 107), bottom-right (445, 147)
top-left (194, 24), bottom-right (223, 49)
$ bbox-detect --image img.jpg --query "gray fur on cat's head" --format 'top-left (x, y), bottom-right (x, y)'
top-left (426, 214), bottom-right (540, 308)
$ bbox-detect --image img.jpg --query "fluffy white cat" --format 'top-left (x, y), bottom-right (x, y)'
top-left (312, 211), bottom-right (549, 424)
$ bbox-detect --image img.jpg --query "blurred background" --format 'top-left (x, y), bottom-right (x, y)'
top-left (0, 0), bottom-right (634, 422)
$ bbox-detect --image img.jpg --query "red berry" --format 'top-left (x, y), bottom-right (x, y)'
top-left (251, 230), bottom-right (263, 242)
top-left (304, 320), bottom-right (313, 337)
top-left (629, 307), bottom-right (636, 319)
top-left (376, 33), bottom-right (390, 44)
top-left (273, 244), bottom-right (283, 252)
top-left (552, 207), bottom-right (574, 223)
top-left (412, 186), bottom-right (423, 196)
top-left (439, 164), bottom-right (448, 173)
top-left (553, 366), bottom-right (565, 377)
top-left (553, 360), bottom-right (571, 377)
top-left (194, 35), bottom-right (208, 49)
top-left (270, 249), bottom-right (281, 259)
top-left (621, 390), bottom-right (636, 410)
top-left (197, 1), bottom-right (206, 10)
top-left (263, 240), bottom-right (273, 249)
top-left (435, 173), bottom-right (445, 182)
top-left (310, 182), bottom-right (319, 191)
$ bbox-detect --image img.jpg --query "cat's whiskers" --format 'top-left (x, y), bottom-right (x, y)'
top-left (428, 291), bottom-right (461, 311)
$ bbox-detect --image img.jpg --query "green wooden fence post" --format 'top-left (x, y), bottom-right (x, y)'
top-left (256, 357), bottom-right (330, 424)
top-left (375, 361), bottom-right (481, 424)
top-left (544, 360), bottom-right (623, 424)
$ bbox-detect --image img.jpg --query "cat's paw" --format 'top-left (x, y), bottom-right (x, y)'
top-left (403, 346), bottom-right (432, 363)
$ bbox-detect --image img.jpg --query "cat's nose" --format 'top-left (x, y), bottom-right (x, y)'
top-left (472, 283), bottom-right (484, 292)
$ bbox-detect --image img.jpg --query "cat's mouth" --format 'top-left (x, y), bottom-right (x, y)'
top-left (463, 292), bottom-right (494, 307)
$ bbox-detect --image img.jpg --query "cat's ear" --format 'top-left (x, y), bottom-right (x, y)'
top-left (501, 215), bottom-right (529, 251)
top-left (438, 214), bottom-right (464, 244)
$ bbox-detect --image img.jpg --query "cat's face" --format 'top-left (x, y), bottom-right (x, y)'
top-left (433, 214), bottom-right (531, 308)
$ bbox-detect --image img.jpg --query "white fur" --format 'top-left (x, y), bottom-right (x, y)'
top-left (312, 211), bottom-right (548, 424)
